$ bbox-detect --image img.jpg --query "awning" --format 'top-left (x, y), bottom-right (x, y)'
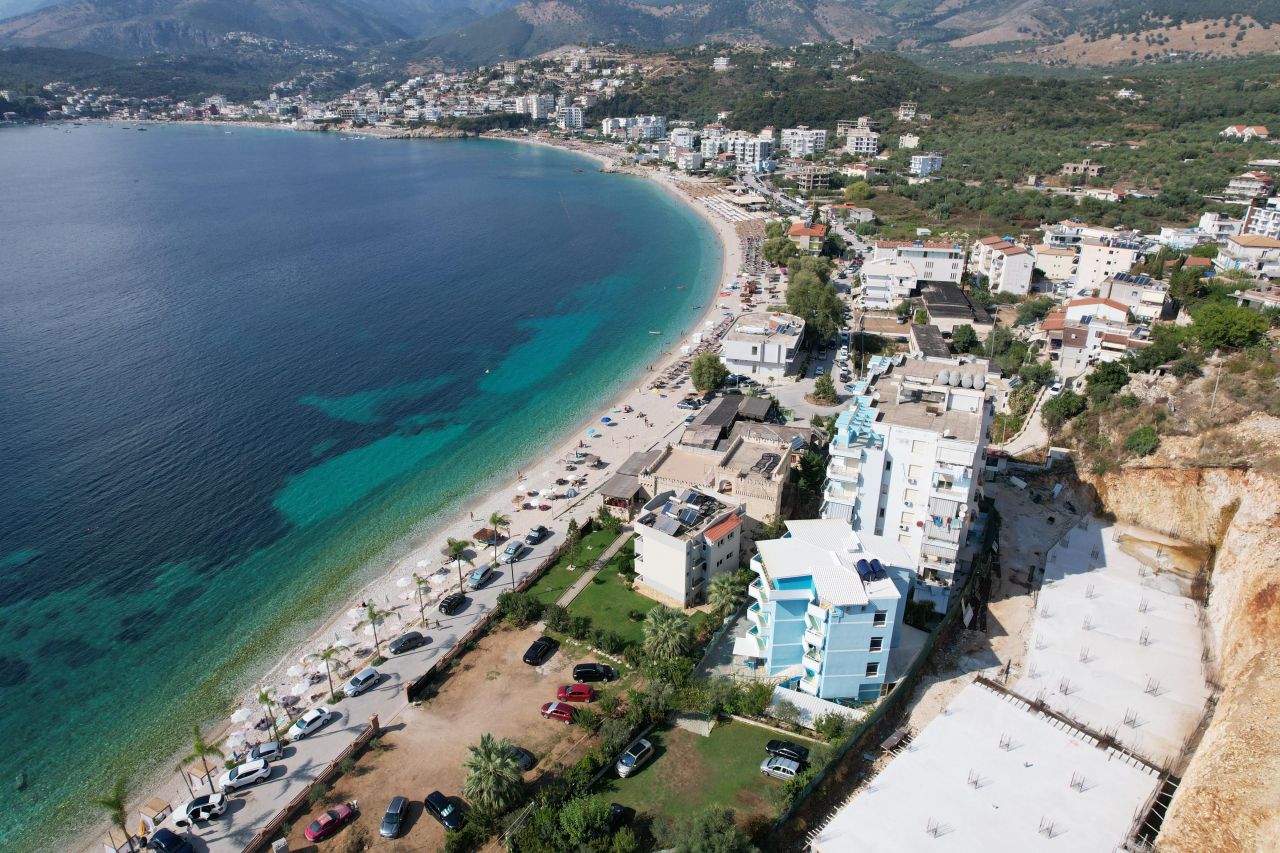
top-left (599, 473), bottom-right (641, 501)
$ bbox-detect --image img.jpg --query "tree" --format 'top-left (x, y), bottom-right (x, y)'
top-left (92, 778), bottom-right (135, 852)
top-left (913, 308), bottom-right (929, 325)
top-left (1189, 243), bottom-right (1219, 258)
top-left (844, 180), bottom-right (873, 202)
top-left (707, 573), bottom-right (746, 618)
top-left (1085, 362), bottom-right (1130, 402)
top-left (759, 514), bottom-right (788, 539)
top-left (787, 255), bottom-right (834, 284)
top-left (762, 235), bottom-right (799, 266)
top-left (1125, 426), bottom-right (1160, 457)
top-left (671, 807), bottom-right (757, 853)
top-left (691, 351), bottom-right (729, 392)
top-left (786, 272), bottom-right (843, 340)
top-left (448, 537), bottom-right (474, 590)
top-left (257, 686), bottom-right (283, 741)
top-left (642, 605), bottom-right (694, 660)
top-left (496, 590), bottom-right (544, 627)
top-left (564, 518), bottom-right (580, 553)
top-left (772, 699), bottom-right (801, 726)
top-left (184, 726), bottom-right (224, 790)
top-left (951, 324), bottom-right (979, 353)
top-left (1015, 297), bottom-right (1056, 326)
top-left (357, 603), bottom-right (392, 657)
top-left (812, 373), bottom-right (838, 404)
top-left (597, 505), bottom-right (622, 534)
top-left (1040, 390), bottom-right (1087, 432)
top-left (1190, 302), bottom-right (1270, 349)
top-left (462, 733), bottom-right (523, 813)
top-left (559, 796), bottom-right (612, 846)
top-left (488, 511), bottom-right (511, 561)
top-left (314, 645), bottom-right (348, 697)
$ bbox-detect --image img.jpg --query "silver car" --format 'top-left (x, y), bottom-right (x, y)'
top-left (615, 738), bottom-right (654, 778)
top-left (760, 755), bottom-right (801, 780)
top-left (344, 667), bottom-right (380, 698)
top-left (218, 758), bottom-right (270, 792)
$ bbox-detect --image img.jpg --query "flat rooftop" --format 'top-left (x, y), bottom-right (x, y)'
top-left (724, 311), bottom-right (804, 345)
top-left (866, 358), bottom-right (991, 442)
top-left (1015, 518), bottom-right (1212, 767)
top-left (810, 682), bottom-right (1161, 853)
top-left (635, 487), bottom-right (735, 540)
top-left (920, 282), bottom-right (994, 325)
top-left (909, 323), bottom-right (950, 359)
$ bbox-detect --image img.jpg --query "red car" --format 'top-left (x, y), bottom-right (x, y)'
top-left (557, 683), bottom-right (596, 703)
top-left (305, 802), bottom-right (358, 842)
top-left (541, 701), bottom-right (576, 724)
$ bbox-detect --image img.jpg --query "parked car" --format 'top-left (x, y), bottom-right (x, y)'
top-left (425, 791), bottom-right (464, 831)
top-left (556, 683), bottom-right (597, 703)
top-left (147, 829), bottom-right (193, 853)
top-left (523, 636), bottom-right (556, 666)
top-left (438, 593), bottom-right (466, 616)
top-left (344, 666), bottom-right (381, 698)
top-left (499, 540), bottom-right (526, 564)
top-left (380, 796), bottom-right (409, 839)
top-left (249, 741), bottom-right (283, 763)
top-left (676, 400), bottom-right (698, 410)
top-left (572, 662), bottom-right (616, 682)
top-left (765, 740), bottom-right (810, 765)
top-left (615, 738), bottom-right (654, 778)
top-left (389, 630), bottom-right (427, 654)
top-left (524, 526), bottom-right (550, 545)
top-left (1047, 381), bottom-right (1064, 397)
top-left (816, 366), bottom-right (825, 377)
top-left (465, 563), bottom-right (496, 590)
top-left (218, 758), bottom-right (271, 792)
top-left (172, 793), bottom-right (227, 828)
top-left (305, 802), bottom-right (358, 842)
top-left (760, 755), bottom-right (802, 780)
top-left (541, 701), bottom-right (576, 724)
top-left (607, 802), bottom-right (635, 832)
top-left (287, 707), bottom-right (333, 741)
top-left (684, 414), bottom-right (696, 423)
top-left (508, 745), bottom-right (537, 772)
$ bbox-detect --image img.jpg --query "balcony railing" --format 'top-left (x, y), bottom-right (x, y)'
top-left (804, 628), bottom-right (825, 648)
top-left (748, 578), bottom-right (769, 603)
top-left (798, 674), bottom-right (820, 695)
top-left (826, 460), bottom-right (861, 483)
top-left (803, 648), bottom-right (823, 669)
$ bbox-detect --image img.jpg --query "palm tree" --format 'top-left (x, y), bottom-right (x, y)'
top-left (256, 686), bottom-right (283, 741)
top-left (314, 645), bottom-right (349, 697)
top-left (183, 726), bottom-right (224, 791)
top-left (91, 777), bottom-right (135, 852)
top-left (447, 537), bottom-right (473, 590)
top-left (488, 511), bottom-right (511, 560)
top-left (357, 604), bottom-right (392, 657)
top-left (462, 733), bottom-right (523, 813)
top-left (412, 572), bottom-right (431, 624)
top-left (707, 574), bottom-right (746, 619)
top-left (175, 761), bottom-right (194, 798)
top-left (642, 605), bottom-right (693, 660)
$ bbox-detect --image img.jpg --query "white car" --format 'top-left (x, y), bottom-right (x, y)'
top-left (1047, 381), bottom-right (1064, 397)
top-left (287, 707), bottom-right (333, 741)
top-left (172, 792), bottom-right (227, 827)
top-left (218, 758), bottom-right (271, 792)
top-left (344, 666), bottom-right (380, 698)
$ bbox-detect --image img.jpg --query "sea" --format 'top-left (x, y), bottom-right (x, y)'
top-left (0, 123), bottom-right (719, 849)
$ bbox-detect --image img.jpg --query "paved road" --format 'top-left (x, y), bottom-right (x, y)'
top-left (176, 533), bottom-right (566, 853)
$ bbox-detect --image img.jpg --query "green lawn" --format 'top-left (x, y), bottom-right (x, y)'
top-left (597, 720), bottom-right (779, 830)
top-left (566, 540), bottom-right (653, 645)
top-left (525, 528), bottom-right (620, 605)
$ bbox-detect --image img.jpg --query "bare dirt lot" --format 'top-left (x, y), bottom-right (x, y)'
top-left (286, 625), bottom-right (603, 852)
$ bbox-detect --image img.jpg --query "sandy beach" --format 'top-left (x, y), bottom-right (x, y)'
top-left (84, 129), bottom-right (766, 851)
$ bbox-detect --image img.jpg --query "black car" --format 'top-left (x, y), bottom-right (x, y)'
top-left (425, 791), bottom-right (463, 831)
top-left (380, 795), bottom-right (409, 839)
top-left (508, 745), bottom-right (537, 772)
top-left (438, 593), bottom-right (466, 616)
top-left (389, 631), bottom-right (427, 654)
top-left (607, 802), bottom-right (635, 832)
top-left (524, 525), bottom-right (550, 546)
top-left (572, 662), bottom-right (617, 683)
top-left (148, 829), bottom-right (194, 853)
top-left (522, 636), bottom-right (557, 666)
top-left (765, 739), bottom-right (810, 765)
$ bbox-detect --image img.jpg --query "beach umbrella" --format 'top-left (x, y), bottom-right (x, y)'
top-left (230, 708), bottom-right (252, 724)
top-left (290, 681), bottom-right (310, 697)
top-left (396, 576), bottom-right (412, 588)
top-left (286, 665), bottom-right (304, 678)
top-left (600, 417), bottom-right (611, 424)
top-left (225, 731), bottom-right (246, 749)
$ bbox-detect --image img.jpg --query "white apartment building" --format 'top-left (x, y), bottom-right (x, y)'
top-left (676, 150), bottom-right (704, 172)
top-left (836, 116), bottom-right (877, 136)
top-left (860, 256), bottom-right (918, 310)
top-left (899, 133), bottom-right (920, 149)
top-left (871, 240), bottom-right (964, 286)
top-left (821, 356), bottom-right (994, 612)
top-left (701, 131), bottom-right (774, 170)
top-left (972, 236), bottom-right (1035, 296)
top-left (1042, 220), bottom-right (1121, 251)
top-left (633, 488), bottom-right (744, 607)
top-left (1048, 298), bottom-right (1142, 375)
top-left (845, 129), bottom-right (880, 157)
top-left (910, 152), bottom-right (944, 177)
top-left (719, 311), bottom-right (804, 379)
top-left (601, 114), bottom-right (666, 140)
top-left (1214, 234), bottom-right (1280, 277)
top-left (713, 56), bottom-right (731, 72)
top-left (1031, 244), bottom-right (1078, 282)
top-left (557, 106), bottom-right (583, 130)
top-left (1076, 236), bottom-right (1148, 293)
top-left (1243, 197), bottom-right (1280, 240)
top-left (527, 94), bottom-right (554, 120)
top-left (780, 125), bottom-right (828, 157)
top-left (898, 101), bottom-right (918, 121)
top-left (669, 126), bottom-right (696, 150)
top-left (1100, 272), bottom-right (1170, 322)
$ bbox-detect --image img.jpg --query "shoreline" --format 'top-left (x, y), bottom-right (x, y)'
top-left (76, 127), bottom-right (756, 852)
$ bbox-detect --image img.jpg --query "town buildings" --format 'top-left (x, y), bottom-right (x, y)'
top-left (898, 133), bottom-right (920, 150)
top-left (1031, 244), bottom-right (1078, 282)
top-left (860, 256), bottom-right (919, 310)
top-left (632, 487), bottom-right (744, 607)
top-left (1198, 211), bottom-right (1244, 240)
top-left (701, 131), bottom-right (774, 170)
top-left (1100, 272), bottom-right (1171, 322)
top-left (1220, 124), bottom-right (1270, 140)
top-left (780, 125), bottom-right (828, 157)
top-left (909, 152), bottom-right (944, 177)
top-left (897, 101), bottom-right (918, 121)
top-left (870, 240), bottom-right (965, 286)
top-left (1044, 297), bottom-right (1146, 375)
top-left (820, 355), bottom-right (994, 612)
top-left (732, 519), bottom-right (906, 701)
top-left (919, 283), bottom-right (995, 337)
top-left (719, 311), bottom-right (805, 380)
top-left (787, 221), bottom-right (828, 254)
top-left (1060, 158), bottom-right (1106, 178)
top-left (1215, 234), bottom-right (1280, 278)
top-left (972, 236), bottom-right (1034, 296)
top-left (1075, 236), bottom-right (1148, 293)
top-left (601, 114), bottom-right (666, 139)
top-left (1243, 197), bottom-right (1280, 240)
top-left (845, 127), bottom-right (880, 157)
top-left (1224, 171), bottom-right (1275, 202)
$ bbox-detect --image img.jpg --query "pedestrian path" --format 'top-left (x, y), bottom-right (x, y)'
top-left (555, 529), bottom-right (633, 608)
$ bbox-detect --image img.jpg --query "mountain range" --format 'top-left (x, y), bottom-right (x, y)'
top-left (1, 0), bottom-right (1278, 65)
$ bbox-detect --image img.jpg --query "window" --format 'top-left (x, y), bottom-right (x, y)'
top-left (873, 611), bottom-right (887, 627)
top-left (884, 459), bottom-right (892, 471)
top-left (865, 662), bottom-right (879, 677)
top-left (877, 508), bottom-right (885, 519)
top-left (751, 345), bottom-right (758, 355)
top-left (869, 636), bottom-right (883, 652)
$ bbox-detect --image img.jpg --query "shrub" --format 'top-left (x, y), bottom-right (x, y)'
top-left (1041, 390), bottom-right (1087, 432)
top-left (1125, 426), bottom-right (1160, 457)
top-left (813, 711), bottom-right (849, 742)
top-left (327, 692), bottom-right (344, 705)
top-left (1085, 362), bottom-right (1130, 402)
top-left (338, 756), bottom-right (355, 776)
top-left (443, 820), bottom-right (489, 853)
top-left (598, 717), bottom-right (633, 753)
top-left (626, 608), bottom-right (645, 622)
top-left (735, 681), bottom-right (774, 717)
top-left (496, 591), bottom-right (544, 627)
top-left (306, 783), bottom-right (329, 806)
top-left (371, 654), bottom-right (387, 666)
top-left (568, 615), bottom-right (593, 641)
top-left (543, 603), bottom-right (569, 632)
top-left (771, 699), bottom-right (802, 727)
top-left (594, 630), bottom-right (628, 655)
top-left (597, 691), bottom-right (621, 719)
top-left (622, 643), bottom-right (647, 669)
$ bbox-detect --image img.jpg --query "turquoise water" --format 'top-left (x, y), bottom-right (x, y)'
top-left (0, 124), bottom-right (719, 849)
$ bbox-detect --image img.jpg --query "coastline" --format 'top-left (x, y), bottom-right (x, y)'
top-left (78, 128), bottom-right (753, 852)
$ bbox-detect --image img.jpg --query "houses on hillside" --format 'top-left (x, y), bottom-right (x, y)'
top-left (972, 236), bottom-right (1035, 296)
top-left (1220, 124), bottom-right (1270, 140)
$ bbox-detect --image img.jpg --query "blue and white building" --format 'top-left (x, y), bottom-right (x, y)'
top-left (733, 519), bottom-right (909, 702)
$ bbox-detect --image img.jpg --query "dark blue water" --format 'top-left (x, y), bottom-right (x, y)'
top-left (0, 124), bottom-right (718, 849)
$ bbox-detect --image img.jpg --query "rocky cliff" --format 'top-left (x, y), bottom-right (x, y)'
top-left (1082, 415), bottom-right (1280, 853)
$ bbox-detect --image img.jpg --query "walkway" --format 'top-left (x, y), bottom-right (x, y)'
top-left (554, 529), bottom-right (633, 608)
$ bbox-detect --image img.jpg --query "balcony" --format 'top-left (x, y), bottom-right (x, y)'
top-left (932, 477), bottom-right (971, 499)
top-left (824, 481), bottom-right (857, 504)
top-left (803, 648), bottom-right (823, 672)
top-left (798, 674), bottom-right (820, 695)
top-left (747, 602), bottom-right (769, 629)
top-left (826, 460), bottom-right (861, 483)
top-left (804, 628), bottom-right (825, 648)
top-left (806, 603), bottom-right (827, 628)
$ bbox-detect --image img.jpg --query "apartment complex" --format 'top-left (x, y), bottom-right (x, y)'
top-left (909, 152), bottom-right (944, 177)
top-left (860, 256), bottom-right (919, 310)
top-left (1076, 236), bottom-right (1148, 292)
top-left (720, 311), bottom-right (805, 379)
top-left (787, 220), bottom-right (828, 254)
top-left (1031, 244), bottom-right (1079, 282)
top-left (700, 131), bottom-right (775, 170)
top-left (633, 488), bottom-right (744, 607)
top-left (733, 519), bottom-right (905, 701)
top-left (1215, 234), bottom-right (1280, 277)
top-left (845, 126), bottom-right (880, 157)
top-left (1060, 158), bottom-right (1106, 178)
top-left (820, 356), bottom-right (993, 612)
top-left (1100, 272), bottom-right (1171, 322)
top-left (871, 240), bottom-right (965, 286)
top-left (1224, 171), bottom-right (1274, 202)
top-left (780, 125), bottom-right (828, 157)
top-left (972, 236), bottom-right (1034, 296)
top-left (600, 114), bottom-right (666, 140)
top-left (1044, 298), bottom-right (1147, 375)
top-left (1243, 197), bottom-right (1280, 240)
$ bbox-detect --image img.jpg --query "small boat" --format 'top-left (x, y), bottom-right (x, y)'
top-left (648, 330), bottom-right (662, 335)
top-left (574, 168), bottom-right (583, 173)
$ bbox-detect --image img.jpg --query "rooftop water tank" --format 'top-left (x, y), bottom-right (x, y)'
top-left (948, 371), bottom-right (961, 386)
top-left (961, 373), bottom-right (973, 389)
top-left (974, 373), bottom-right (986, 390)
top-left (935, 370), bottom-right (950, 386)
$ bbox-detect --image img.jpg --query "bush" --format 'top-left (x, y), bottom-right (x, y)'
top-left (443, 820), bottom-right (489, 853)
top-left (594, 630), bottom-right (628, 655)
top-left (691, 351), bottom-right (730, 392)
top-left (1015, 297), bottom-right (1055, 326)
top-left (1041, 390), bottom-right (1087, 432)
top-left (1191, 302), bottom-right (1270, 349)
top-left (813, 373), bottom-right (838, 404)
top-left (543, 603), bottom-right (569, 632)
top-left (598, 717), bottom-right (633, 753)
top-left (771, 699), bottom-right (802, 727)
top-left (568, 615), bottom-right (593, 641)
top-left (574, 707), bottom-right (600, 731)
top-left (496, 591), bottom-right (545, 628)
top-left (813, 711), bottom-right (849, 742)
top-left (338, 756), bottom-right (355, 776)
top-left (306, 783), bottom-right (329, 806)
top-left (734, 681), bottom-right (774, 717)
top-left (1125, 426), bottom-right (1160, 457)
top-left (626, 608), bottom-right (645, 622)
top-left (1085, 362), bottom-right (1130, 402)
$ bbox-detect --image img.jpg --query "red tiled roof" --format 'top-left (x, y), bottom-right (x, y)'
top-left (703, 514), bottom-right (742, 543)
top-left (876, 240), bottom-right (959, 250)
top-left (1041, 312), bottom-right (1066, 332)
top-left (789, 222), bottom-right (828, 238)
top-left (1183, 256), bottom-right (1212, 267)
top-left (1068, 297), bottom-right (1128, 314)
